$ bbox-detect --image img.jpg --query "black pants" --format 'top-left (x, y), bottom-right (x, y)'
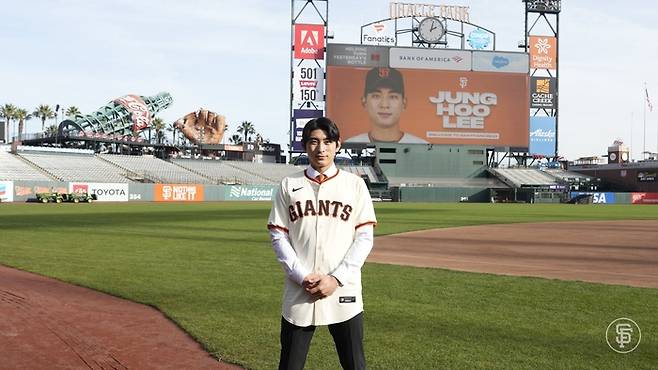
top-left (279, 312), bottom-right (365, 370)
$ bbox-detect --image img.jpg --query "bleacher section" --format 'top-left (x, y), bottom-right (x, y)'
top-left (339, 166), bottom-right (380, 184)
top-left (488, 168), bottom-right (559, 188)
top-left (0, 151), bottom-right (54, 181)
top-left (543, 169), bottom-right (594, 182)
top-left (387, 176), bottom-right (506, 188)
top-left (19, 152), bottom-right (131, 182)
top-left (99, 154), bottom-right (210, 184)
top-left (224, 161), bottom-right (302, 184)
top-left (171, 159), bottom-right (274, 184)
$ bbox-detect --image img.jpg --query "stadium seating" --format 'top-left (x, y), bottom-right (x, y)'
top-left (488, 168), bottom-right (559, 188)
top-left (172, 159), bottom-right (300, 184)
top-left (339, 165), bottom-right (380, 183)
top-left (0, 151), bottom-right (54, 181)
top-left (387, 176), bottom-right (505, 188)
top-left (99, 154), bottom-right (209, 184)
top-left (18, 152), bottom-right (131, 182)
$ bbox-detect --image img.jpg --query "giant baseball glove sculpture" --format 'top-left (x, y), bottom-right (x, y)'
top-left (174, 108), bottom-right (226, 144)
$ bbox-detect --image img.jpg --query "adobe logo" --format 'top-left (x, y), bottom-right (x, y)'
top-left (294, 24), bottom-right (324, 60)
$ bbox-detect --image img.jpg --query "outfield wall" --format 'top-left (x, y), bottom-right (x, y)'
top-left (1, 181), bottom-right (277, 202)
top-left (3, 181), bottom-right (658, 204)
top-left (392, 187), bottom-right (491, 202)
top-left (569, 191), bottom-right (658, 205)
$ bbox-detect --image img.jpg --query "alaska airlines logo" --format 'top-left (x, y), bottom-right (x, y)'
top-left (289, 199), bottom-right (353, 222)
top-left (530, 129), bottom-right (555, 138)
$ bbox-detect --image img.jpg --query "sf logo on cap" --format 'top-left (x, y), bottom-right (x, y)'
top-left (378, 68), bottom-right (390, 78)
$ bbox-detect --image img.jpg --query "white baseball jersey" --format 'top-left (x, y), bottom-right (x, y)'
top-left (268, 165), bottom-right (377, 326)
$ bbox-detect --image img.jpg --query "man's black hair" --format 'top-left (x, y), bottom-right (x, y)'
top-left (301, 117), bottom-right (341, 145)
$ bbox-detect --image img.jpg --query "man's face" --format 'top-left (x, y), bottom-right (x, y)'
top-left (305, 129), bottom-right (340, 172)
top-left (362, 87), bottom-right (406, 129)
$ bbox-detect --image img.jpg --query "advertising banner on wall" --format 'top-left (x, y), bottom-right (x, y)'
top-left (389, 48), bottom-right (472, 71)
top-left (472, 51), bottom-right (529, 73)
top-left (327, 44), bottom-right (389, 67)
top-left (326, 66), bottom-right (529, 146)
top-left (632, 192), bottom-right (658, 204)
top-left (69, 183), bottom-right (129, 202)
top-left (225, 185), bottom-right (276, 201)
top-left (529, 117), bottom-right (556, 156)
top-left (530, 77), bottom-right (557, 109)
top-left (293, 65), bottom-right (324, 103)
top-left (294, 24), bottom-right (324, 60)
top-left (13, 181), bottom-right (67, 202)
top-left (529, 36), bottom-right (556, 70)
top-left (292, 109), bottom-right (324, 151)
top-left (154, 184), bottom-right (204, 202)
top-left (570, 192), bottom-right (616, 204)
top-left (0, 181), bottom-right (13, 202)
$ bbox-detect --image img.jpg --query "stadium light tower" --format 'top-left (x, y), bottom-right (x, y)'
top-left (524, 0), bottom-right (561, 161)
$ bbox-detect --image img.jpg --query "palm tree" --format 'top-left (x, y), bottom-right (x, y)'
top-left (167, 122), bottom-right (178, 145)
top-left (1, 103), bottom-right (17, 141)
top-left (152, 117), bottom-right (165, 144)
top-left (33, 104), bottom-right (55, 131)
top-left (229, 134), bottom-right (242, 145)
top-left (14, 108), bottom-right (32, 141)
top-left (237, 120), bottom-right (255, 143)
top-left (65, 106), bottom-right (81, 118)
top-left (45, 124), bottom-right (58, 137)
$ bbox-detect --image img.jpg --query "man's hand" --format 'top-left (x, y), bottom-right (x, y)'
top-left (174, 108), bottom-right (226, 144)
top-left (302, 273), bottom-right (322, 290)
top-left (305, 274), bottom-right (339, 300)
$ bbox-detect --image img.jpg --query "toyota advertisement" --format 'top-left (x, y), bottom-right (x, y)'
top-left (68, 183), bottom-right (129, 202)
top-left (326, 45), bottom-right (529, 147)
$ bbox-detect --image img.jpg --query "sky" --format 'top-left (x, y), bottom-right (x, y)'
top-left (1, 0), bottom-right (657, 161)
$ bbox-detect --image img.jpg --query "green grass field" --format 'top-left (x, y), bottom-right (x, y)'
top-left (0, 202), bottom-right (657, 369)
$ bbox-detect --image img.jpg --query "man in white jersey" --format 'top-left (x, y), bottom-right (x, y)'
top-left (268, 117), bottom-right (377, 370)
top-left (344, 67), bottom-right (428, 144)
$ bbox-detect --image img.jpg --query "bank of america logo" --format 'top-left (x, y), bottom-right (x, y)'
top-left (537, 79), bottom-right (550, 93)
top-left (229, 187), bottom-right (241, 198)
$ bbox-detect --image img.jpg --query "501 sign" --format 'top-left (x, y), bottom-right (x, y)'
top-left (293, 66), bottom-right (324, 103)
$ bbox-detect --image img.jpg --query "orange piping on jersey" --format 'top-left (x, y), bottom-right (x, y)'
top-left (304, 169), bottom-right (340, 184)
top-left (355, 221), bottom-right (377, 229)
top-left (267, 224), bottom-right (289, 233)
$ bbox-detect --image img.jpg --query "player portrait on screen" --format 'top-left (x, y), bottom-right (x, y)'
top-left (344, 67), bottom-right (428, 144)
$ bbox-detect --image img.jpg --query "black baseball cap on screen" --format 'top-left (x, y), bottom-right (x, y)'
top-left (363, 67), bottom-right (404, 97)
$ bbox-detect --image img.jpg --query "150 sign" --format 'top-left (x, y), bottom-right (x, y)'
top-left (293, 66), bottom-right (324, 102)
